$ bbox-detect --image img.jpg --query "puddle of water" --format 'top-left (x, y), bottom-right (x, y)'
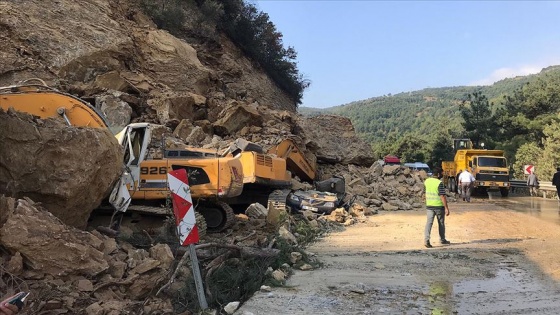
top-left (427, 281), bottom-right (453, 315)
top-left (427, 267), bottom-right (560, 314)
top-left (491, 195), bottom-right (560, 226)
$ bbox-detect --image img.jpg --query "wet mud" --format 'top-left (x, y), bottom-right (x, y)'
top-left (239, 196), bottom-right (560, 314)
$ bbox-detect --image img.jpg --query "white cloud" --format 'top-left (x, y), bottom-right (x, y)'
top-left (469, 65), bottom-right (544, 86)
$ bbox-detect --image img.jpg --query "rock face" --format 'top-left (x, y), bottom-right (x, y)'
top-left (0, 0), bottom-right (296, 129)
top-left (302, 115), bottom-right (375, 167)
top-left (0, 109), bottom-right (123, 228)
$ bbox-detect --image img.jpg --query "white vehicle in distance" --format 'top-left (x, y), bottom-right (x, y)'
top-left (404, 162), bottom-right (432, 176)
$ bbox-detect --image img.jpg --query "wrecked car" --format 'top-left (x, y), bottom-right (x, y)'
top-left (287, 176), bottom-right (348, 214)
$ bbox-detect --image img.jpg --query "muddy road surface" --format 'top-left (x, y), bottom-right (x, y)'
top-left (238, 195), bottom-right (560, 314)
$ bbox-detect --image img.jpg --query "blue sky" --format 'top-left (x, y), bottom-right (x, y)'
top-left (254, 1), bottom-right (560, 108)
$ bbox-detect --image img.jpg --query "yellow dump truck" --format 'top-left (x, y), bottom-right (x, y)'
top-left (442, 139), bottom-right (510, 197)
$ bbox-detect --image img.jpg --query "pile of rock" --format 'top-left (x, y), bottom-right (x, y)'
top-left (320, 161), bottom-right (429, 212)
top-left (0, 196), bottom-right (177, 314)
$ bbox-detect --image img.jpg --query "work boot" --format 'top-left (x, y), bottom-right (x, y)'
top-left (441, 240), bottom-right (451, 245)
top-left (424, 242), bottom-right (433, 248)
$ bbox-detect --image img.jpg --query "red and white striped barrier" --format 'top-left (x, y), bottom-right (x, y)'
top-left (167, 169), bottom-right (199, 245)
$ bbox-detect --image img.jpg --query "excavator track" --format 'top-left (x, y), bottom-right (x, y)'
top-left (268, 189), bottom-right (290, 213)
top-left (197, 201), bottom-right (235, 232)
top-left (194, 211), bottom-right (207, 238)
top-left (128, 205), bottom-right (207, 238)
top-left (101, 204), bottom-right (207, 238)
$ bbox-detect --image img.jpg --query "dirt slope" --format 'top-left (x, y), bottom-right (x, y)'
top-left (238, 198), bottom-right (560, 314)
top-left (0, 0), bottom-right (294, 112)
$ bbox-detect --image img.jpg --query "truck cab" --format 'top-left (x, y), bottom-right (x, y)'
top-left (469, 155), bottom-right (510, 195)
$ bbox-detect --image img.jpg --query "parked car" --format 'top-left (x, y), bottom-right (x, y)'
top-left (404, 162), bottom-right (432, 175)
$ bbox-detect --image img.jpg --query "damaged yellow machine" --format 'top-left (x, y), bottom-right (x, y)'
top-left (0, 80), bottom-right (334, 233)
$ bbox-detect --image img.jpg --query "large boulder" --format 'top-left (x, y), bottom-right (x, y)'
top-left (213, 102), bottom-right (263, 137)
top-left (0, 196), bottom-right (109, 276)
top-left (302, 115), bottom-right (375, 166)
top-left (148, 91), bottom-right (208, 123)
top-left (132, 29), bottom-right (212, 94)
top-left (95, 91), bottom-right (133, 133)
top-left (0, 109), bottom-right (123, 228)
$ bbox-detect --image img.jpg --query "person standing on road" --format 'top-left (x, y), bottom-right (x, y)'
top-left (458, 168), bottom-right (475, 202)
top-left (527, 171), bottom-right (539, 197)
top-left (552, 167), bottom-right (560, 199)
top-left (424, 167), bottom-right (450, 248)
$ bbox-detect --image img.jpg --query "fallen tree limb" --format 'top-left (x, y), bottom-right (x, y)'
top-left (234, 230), bottom-right (256, 244)
top-left (177, 243), bottom-right (280, 258)
top-left (204, 251), bottom-right (234, 299)
top-left (156, 249), bottom-right (191, 296)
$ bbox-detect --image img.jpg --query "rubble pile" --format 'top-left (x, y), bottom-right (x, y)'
top-left (320, 161), bottom-right (428, 211)
top-left (0, 193), bottom-right (363, 314)
top-left (0, 196), bottom-right (175, 314)
top-left (0, 0), bottom-right (426, 314)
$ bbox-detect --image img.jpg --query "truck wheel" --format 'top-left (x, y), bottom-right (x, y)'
top-left (500, 187), bottom-right (509, 197)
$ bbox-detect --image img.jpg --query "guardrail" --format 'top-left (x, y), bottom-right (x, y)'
top-left (510, 179), bottom-right (557, 198)
top-left (509, 179), bottom-right (527, 188)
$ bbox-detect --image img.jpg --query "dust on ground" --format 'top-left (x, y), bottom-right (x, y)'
top-left (238, 197), bottom-right (560, 314)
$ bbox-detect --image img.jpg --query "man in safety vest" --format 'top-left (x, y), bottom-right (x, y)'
top-left (424, 167), bottom-right (450, 248)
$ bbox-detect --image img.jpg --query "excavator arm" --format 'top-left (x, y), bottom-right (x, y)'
top-left (267, 139), bottom-right (317, 183)
top-left (0, 80), bottom-right (109, 128)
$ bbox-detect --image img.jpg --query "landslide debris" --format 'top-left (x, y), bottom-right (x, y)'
top-left (320, 161), bottom-right (429, 211)
top-left (0, 109), bottom-right (123, 229)
top-left (0, 191), bottom-right (369, 314)
top-left (0, 1), bottom-right (428, 314)
top-left (0, 195), bottom-right (176, 314)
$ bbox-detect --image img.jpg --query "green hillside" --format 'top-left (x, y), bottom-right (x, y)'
top-left (299, 65), bottom-right (560, 168)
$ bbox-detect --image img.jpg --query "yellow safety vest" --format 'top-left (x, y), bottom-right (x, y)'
top-left (425, 177), bottom-right (444, 207)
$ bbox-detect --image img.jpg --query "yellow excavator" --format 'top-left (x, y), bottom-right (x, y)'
top-left (214, 138), bottom-right (317, 213)
top-left (1, 80), bottom-right (324, 232)
top-left (114, 123), bottom-right (244, 231)
top-left (0, 80), bottom-right (244, 232)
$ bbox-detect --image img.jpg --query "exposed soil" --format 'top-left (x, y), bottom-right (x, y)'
top-left (238, 195), bottom-right (560, 314)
